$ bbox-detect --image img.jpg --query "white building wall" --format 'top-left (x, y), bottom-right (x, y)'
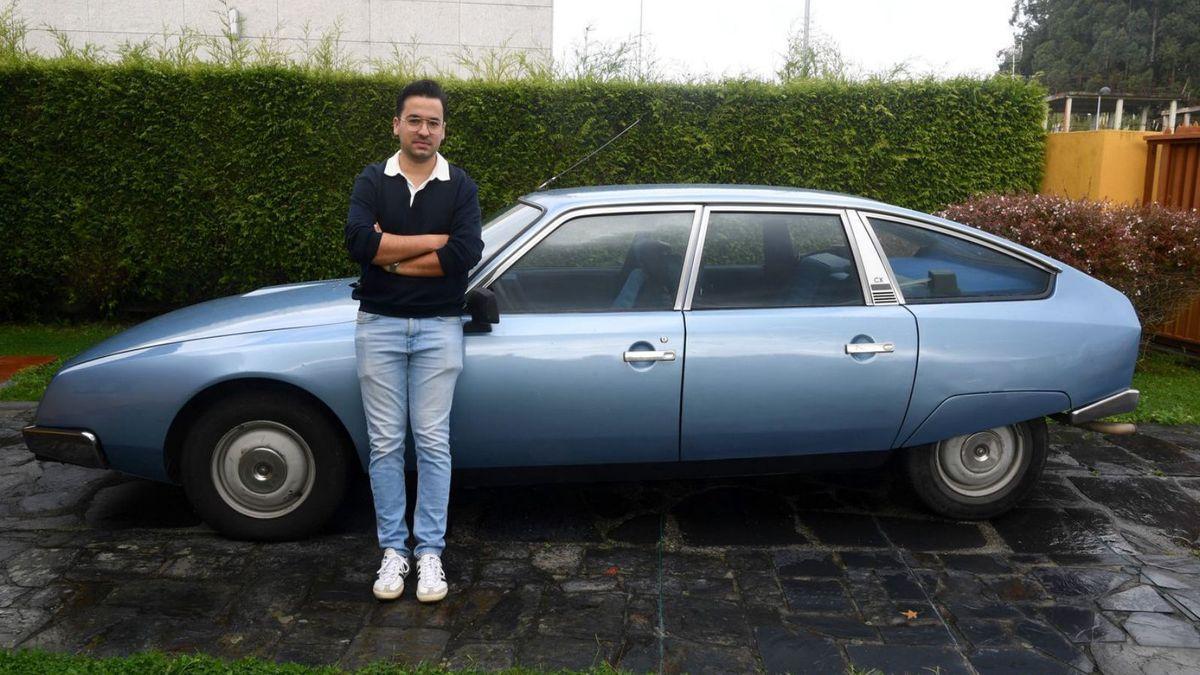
top-left (17, 0), bottom-right (553, 75)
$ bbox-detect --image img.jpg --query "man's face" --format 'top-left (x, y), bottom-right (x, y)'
top-left (393, 96), bottom-right (445, 162)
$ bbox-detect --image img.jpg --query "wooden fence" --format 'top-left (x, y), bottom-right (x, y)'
top-left (1144, 126), bottom-right (1200, 210)
top-left (1144, 126), bottom-right (1200, 347)
top-left (1157, 302), bottom-right (1200, 349)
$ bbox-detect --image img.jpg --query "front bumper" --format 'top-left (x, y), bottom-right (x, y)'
top-left (21, 426), bottom-right (108, 469)
top-left (1066, 389), bottom-right (1140, 424)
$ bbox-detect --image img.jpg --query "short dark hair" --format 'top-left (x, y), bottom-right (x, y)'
top-left (396, 79), bottom-right (448, 121)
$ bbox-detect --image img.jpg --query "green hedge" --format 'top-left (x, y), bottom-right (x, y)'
top-left (0, 62), bottom-right (1046, 319)
top-left (0, 648), bottom-right (494, 673)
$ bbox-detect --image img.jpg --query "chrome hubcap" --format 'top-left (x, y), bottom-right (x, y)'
top-left (935, 426), bottom-right (1025, 498)
top-left (211, 421), bottom-right (315, 519)
top-left (238, 447), bottom-right (288, 494)
top-left (964, 436), bottom-right (1001, 472)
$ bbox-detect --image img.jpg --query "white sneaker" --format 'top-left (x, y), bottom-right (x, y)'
top-left (415, 553), bottom-right (448, 603)
top-left (373, 548), bottom-right (409, 601)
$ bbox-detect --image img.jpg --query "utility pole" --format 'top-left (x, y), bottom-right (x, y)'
top-left (802, 0), bottom-right (811, 76)
top-left (637, 0), bottom-right (644, 81)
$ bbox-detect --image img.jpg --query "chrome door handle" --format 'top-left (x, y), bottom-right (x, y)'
top-left (623, 350), bottom-right (677, 363)
top-left (845, 342), bottom-right (895, 355)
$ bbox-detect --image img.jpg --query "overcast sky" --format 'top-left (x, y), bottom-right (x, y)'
top-left (552, 0), bottom-right (1018, 80)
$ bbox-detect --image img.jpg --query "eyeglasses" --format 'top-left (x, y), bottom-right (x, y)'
top-left (402, 116), bottom-right (443, 132)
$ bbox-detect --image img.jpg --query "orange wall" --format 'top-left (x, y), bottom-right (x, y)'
top-left (1041, 130), bottom-right (1152, 205)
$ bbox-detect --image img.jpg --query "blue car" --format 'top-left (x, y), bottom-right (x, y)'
top-left (23, 186), bottom-right (1141, 539)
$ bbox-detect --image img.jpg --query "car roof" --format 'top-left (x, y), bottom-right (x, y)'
top-left (522, 184), bottom-right (902, 213)
top-left (518, 184), bottom-right (1062, 271)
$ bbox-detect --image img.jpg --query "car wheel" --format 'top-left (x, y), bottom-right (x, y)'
top-left (904, 418), bottom-right (1047, 519)
top-left (180, 392), bottom-right (350, 540)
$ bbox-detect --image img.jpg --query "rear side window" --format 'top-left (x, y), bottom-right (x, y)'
top-left (693, 211), bottom-right (863, 309)
top-left (868, 217), bottom-right (1051, 302)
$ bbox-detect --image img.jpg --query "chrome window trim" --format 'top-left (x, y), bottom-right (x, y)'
top-left (681, 206), bottom-right (712, 311)
top-left (856, 210), bottom-right (1062, 275)
top-left (471, 204), bottom-right (704, 311)
top-left (674, 208), bottom-right (705, 310)
top-left (843, 210), bottom-right (897, 306)
top-left (682, 205), bottom-right (871, 310)
top-left (856, 211), bottom-right (903, 294)
top-left (468, 198), bottom-right (547, 287)
top-left (846, 210), bottom-right (905, 305)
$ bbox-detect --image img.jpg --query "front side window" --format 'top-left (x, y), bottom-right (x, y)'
top-left (868, 217), bottom-right (1052, 302)
top-left (693, 211), bottom-right (862, 309)
top-left (477, 203), bottom-right (544, 272)
top-left (490, 211), bottom-right (693, 313)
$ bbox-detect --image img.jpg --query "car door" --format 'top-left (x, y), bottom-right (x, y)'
top-left (450, 206), bottom-right (700, 468)
top-left (680, 206), bottom-right (918, 461)
top-left (863, 213), bottom-right (1071, 447)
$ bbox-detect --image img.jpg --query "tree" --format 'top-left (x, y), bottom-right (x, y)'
top-left (778, 26), bottom-right (849, 82)
top-left (1004, 0), bottom-right (1200, 96)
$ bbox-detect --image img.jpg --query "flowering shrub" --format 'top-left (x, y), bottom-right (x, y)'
top-left (938, 194), bottom-right (1200, 330)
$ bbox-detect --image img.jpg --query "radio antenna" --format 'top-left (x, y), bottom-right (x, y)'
top-left (536, 116), bottom-right (642, 191)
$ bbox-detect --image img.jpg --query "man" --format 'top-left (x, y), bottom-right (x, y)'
top-left (344, 79), bottom-right (482, 603)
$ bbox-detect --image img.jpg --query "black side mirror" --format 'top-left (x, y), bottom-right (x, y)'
top-left (464, 288), bottom-right (499, 333)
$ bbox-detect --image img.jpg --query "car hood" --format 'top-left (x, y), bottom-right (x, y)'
top-left (65, 279), bottom-right (359, 368)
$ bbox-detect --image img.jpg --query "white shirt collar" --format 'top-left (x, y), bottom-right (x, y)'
top-left (384, 151), bottom-right (450, 182)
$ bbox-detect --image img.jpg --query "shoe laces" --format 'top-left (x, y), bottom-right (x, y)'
top-left (377, 553), bottom-right (409, 585)
top-left (417, 554), bottom-right (445, 582)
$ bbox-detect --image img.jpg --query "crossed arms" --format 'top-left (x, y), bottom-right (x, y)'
top-left (343, 168), bottom-right (483, 279)
top-left (371, 224), bottom-right (447, 277)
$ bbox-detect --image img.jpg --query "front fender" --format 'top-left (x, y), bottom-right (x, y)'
top-left (35, 323), bottom-right (363, 482)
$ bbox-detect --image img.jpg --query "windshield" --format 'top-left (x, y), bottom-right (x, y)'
top-left (477, 203), bottom-right (543, 271)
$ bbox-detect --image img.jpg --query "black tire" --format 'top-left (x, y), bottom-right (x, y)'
top-left (904, 417), bottom-right (1048, 520)
top-left (180, 391), bottom-right (350, 540)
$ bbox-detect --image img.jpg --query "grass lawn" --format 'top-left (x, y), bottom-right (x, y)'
top-left (0, 649), bottom-right (557, 673)
top-left (1, 323), bottom-right (1198, 425)
top-left (1118, 348), bottom-right (1200, 425)
top-left (0, 649), bottom-right (892, 674)
top-left (0, 649), bottom-right (668, 674)
top-left (0, 650), bottom-right (325, 674)
top-left (0, 323), bottom-right (126, 401)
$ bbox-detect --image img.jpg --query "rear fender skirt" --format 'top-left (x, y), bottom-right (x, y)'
top-left (899, 391), bottom-right (1070, 447)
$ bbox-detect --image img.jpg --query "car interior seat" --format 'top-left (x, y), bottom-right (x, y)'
top-left (613, 235), bottom-right (681, 309)
top-left (762, 222), bottom-right (799, 304)
top-left (792, 249), bottom-right (856, 305)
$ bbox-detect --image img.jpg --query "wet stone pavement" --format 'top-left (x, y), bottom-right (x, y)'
top-left (2, 402), bottom-right (1200, 674)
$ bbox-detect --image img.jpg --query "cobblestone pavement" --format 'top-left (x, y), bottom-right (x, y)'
top-left (2, 401), bottom-right (1200, 673)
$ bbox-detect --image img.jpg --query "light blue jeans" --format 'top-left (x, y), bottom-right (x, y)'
top-left (355, 311), bottom-right (464, 557)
